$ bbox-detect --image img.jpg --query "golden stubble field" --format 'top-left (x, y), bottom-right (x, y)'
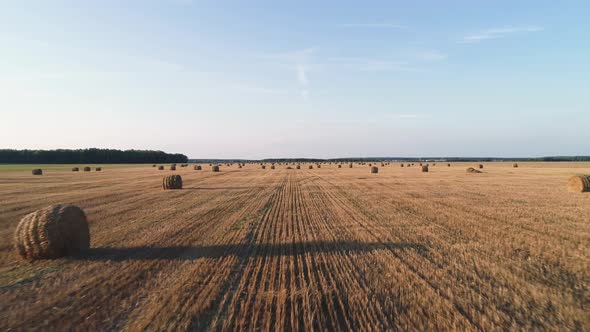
top-left (0, 162), bottom-right (588, 331)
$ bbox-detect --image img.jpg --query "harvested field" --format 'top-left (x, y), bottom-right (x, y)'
top-left (0, 162), bottom-right (588, 330)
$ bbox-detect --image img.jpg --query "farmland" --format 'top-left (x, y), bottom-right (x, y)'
top-left (0, 162), bottom-right (588, 330)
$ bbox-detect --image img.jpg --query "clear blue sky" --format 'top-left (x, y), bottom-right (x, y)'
top-left (1, 1), bottom-right (588, 159)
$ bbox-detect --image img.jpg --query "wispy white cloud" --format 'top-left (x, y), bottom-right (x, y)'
top-left (417, 50), bottom-right (447, 61)
top-left (259, 48), bottom-right (314, 102)
top-left (297, 64), bottom-right (308, 86)
top-left (338, 23), bottom-right (407, 29)
top-left (461, 26), bottom-right (543, 44)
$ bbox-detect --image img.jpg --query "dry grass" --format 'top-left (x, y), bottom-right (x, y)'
top-left (0, 162), bottom-right (588, 330)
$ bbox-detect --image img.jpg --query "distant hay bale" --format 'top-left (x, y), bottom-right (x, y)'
top-left (447, 163), bottom-right (451, 167)
top-left (170, 165), bottom-right (176, 171)
top-left (14, 204), bottom-right (90, 260)
top-left (261, 165), bottom-right (266, 169)
top-left (349, 163), bottom-right (353, 168)
top-left (317, 164), bottom-right (321, 168)
top-left (567, 175), bottom-right (590, 192)
top-left (158, 166), bottom-right (164, 170)
top-left (400, 164), bottom-right (404, 167)
top-left (194, 165), bottom-right (202, 170)
top-left (83, 167), bottom-right (91, 172)
top-left (31, 169), bottom-right (43, 175)
top-left (238, 165), bottom-right (242, 168)
top-left (478, 164), bottom-right (484, 169)
top-left (371, 166), bottom-right (379, 174)
top-left (380, 163), bottom-right (384, 167)
top-left (338, 164), bottom-right (342, 168)
top-left (309, 165), bottom-right (313, 169)
top-left (286, 166), bottom-right (293, 169)
top-left (72, 167), bottom-right (79, 172)
top-left (407, 164), bottom-right (411, 167)
top-left (421, 165), bottom-right (429, 173)
top-left (296, 165), bottom-right (301, 169)
top-left (212, 165), bottom-right (220, 172)
top-left (271, 165), bottom-right (276, 169)
top-left (152, 164), bottom-right (156, 167)
top-left (466, 167), bottom-right (482, 174)
top-left (513, 163), bottom-right (518, 168)
top-left (162, 174), bottom-right (182, 190)
top-left (95, 167), bottom-right (102, 171)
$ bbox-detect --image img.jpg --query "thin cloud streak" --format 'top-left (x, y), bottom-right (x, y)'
top-left (460, 26), bottom-right (543, 44)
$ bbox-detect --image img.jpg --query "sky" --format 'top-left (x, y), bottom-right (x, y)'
top-left (1, 0), bottom-right (589, 159)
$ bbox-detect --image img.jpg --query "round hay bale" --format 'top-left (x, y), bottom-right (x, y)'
top-left (158, 166), bottom-right (164, 170)
top-left (421, 165), bottom-right (429, 173)
top-left (152, 164), bottom-right (156, 167)
top-left (478, 164), bottom-right (484, 169)
top-left (95, 167), bottom-right (102, 172)
top-left (513, 163), bottom-right (518, 168)
top-left (261, 165), bottom-right (266, 169)
top-left (212, 165), bottom-right (220, 172)
top-left (194, 165), bottom-right (202, 170)
top-left (371, 166), bottom-right (379, 174)
top-left (170, 165), bottom-right (176, 171)
top-left (567, 175), bottom-right (590, 193)
top-left (31, 169), bottom-right (43, 175)
top-left (72, 167), bottom-right (79, 172)
top-left (14, 204), bottom-right (90, 260)
top-left (162, 174), bottom-right (182, 190)
top-left (447, 163), bottom-right (451, 167)
top-left (338, 164), bottom-right (342, 168)
top-left (286, 166), bottom-right (293, 170)
top-left (271, 165), bottom-right (276, 169)
top-left (349, 163), bottom-right (353, 168)
top-left (317, 164), bottom-right (321, 168)
top-left (296, 165), bottom-right (301, 169)
top-left (380, 163), bottom-right (384, 167)
top-left (407, 164), bottom-right (411, 167)
top-left (400, 164), bottom-right (404, 168)
top-left (83, 167), bottom-right (91, 172)
top-left (466, 167), bottom-right (482, 174)
top-left (309, 165), bottom-right (313, 169)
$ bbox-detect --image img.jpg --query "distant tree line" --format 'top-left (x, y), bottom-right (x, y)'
top-left (189, 156), bottom-right (590, 163)
top-left (0, 149), bottom-right (188, 164)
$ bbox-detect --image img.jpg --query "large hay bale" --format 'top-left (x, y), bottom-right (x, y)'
top-left (466, 167), bottom-right (482, 174)
top-left (212, 165), bottom-right (220, 172)
top-left (152, 164), bottom-right (156, 167)
top-left (194, 165), bottom-right (202, 170)
top-left (400, 164), bottom-right (404, 168)
top-left (338, 164), bottom-right (342, 168)
top-left (83, 167), bottom-right (91, 172)
top-left (261, 165), bottom-right (266, 169)
top-left (170, 165), bottom-right (176, 171)
top-left (31, 169), bottom-right (43, 175)
top-left (567, 175), bottom-right (590, 192)
top-left (309, 165), bottom-right (313, 169)
top-left (271, 165), bottom-right (276, 169)
top-left (296, 165), bottom-right (301, 169)
top-left (447, 163), bottom-right (451, 167)
top-left (513, 163), bottom-right (518, 168)
top-left (317, 164), bottom-right (321, 168)
top-left (421, 165), bottom-right (429, 173)
top-left (163, 174), bottom-right (182, 190)
top-left (95, 167), bottom-right (102, 172)
top-left (14, 204), bottom-right (90, 260)
top-left (371, 166), bottom-right (379, 174)
top-left (478, 164), bottom-right (484, 169)
top-left (349, 163), bottom-right (353, 168)
top-left (158, 166), bottom-right (164, 170)
top-left (72, 167), bottom-right (79, 172)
